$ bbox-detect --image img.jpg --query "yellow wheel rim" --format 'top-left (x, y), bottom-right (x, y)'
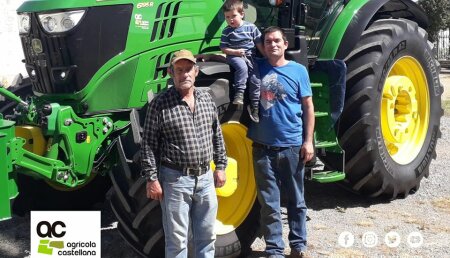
top-left (380, 56), bottom-right (430, 164)
top-left (215, 122), bottom-right (256, 235)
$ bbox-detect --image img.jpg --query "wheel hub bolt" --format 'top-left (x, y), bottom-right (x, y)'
top-left (64, 119), bottom-right (73, 126)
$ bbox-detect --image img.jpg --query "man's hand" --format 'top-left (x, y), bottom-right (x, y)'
top-left (146, 180), bottom-right (163, 201)
top-left (300, 142), bottom-right (314, 163)
top-left (213, 169), bottom-right (226, 188)
top-left (301, 96), bottom-right (315, 164)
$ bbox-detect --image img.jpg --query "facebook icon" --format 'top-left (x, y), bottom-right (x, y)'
top-left (338, 231), bottom-right (355, 248)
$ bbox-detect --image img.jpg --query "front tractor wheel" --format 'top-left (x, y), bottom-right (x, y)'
top-left (336, 19), bottom-right (442, 198)
top-left (215, 121), bottom-right (259, 257)
top-left (109, 112), bottom-right (259, 257)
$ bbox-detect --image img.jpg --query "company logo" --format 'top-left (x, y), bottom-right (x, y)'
top-left (31, 39), bottom-right (43, 54)
top-left (37, 221), bottom-right (66, 255)
top-left (31, 211), bottom-right (100, 257)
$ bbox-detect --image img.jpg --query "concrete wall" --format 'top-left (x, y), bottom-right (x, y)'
top-left (0, 0), bottom-right (25, 86)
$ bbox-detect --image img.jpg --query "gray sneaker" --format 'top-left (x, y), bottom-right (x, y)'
top-left (247, 105), bottom-right (259, 123)
top-left (232, 92), bottom-right (244, 105)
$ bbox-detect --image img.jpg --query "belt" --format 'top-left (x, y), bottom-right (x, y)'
top-left (161, 161), bottom-right (210, 176)
top-left (252, 142), bottom-right (288, 151)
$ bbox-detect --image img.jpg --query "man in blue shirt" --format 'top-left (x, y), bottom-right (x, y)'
top-left (247, 26), bottom-right (315, 258)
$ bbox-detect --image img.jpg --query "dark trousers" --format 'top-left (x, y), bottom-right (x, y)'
top-left (227, 55), bottom-right (261, 107)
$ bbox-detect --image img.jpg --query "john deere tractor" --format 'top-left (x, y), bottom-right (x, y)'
top-left (0, 0), bottom-right (442, 257)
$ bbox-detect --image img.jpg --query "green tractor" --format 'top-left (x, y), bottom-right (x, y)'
top-left (0, 0), bottom-right (442, 257)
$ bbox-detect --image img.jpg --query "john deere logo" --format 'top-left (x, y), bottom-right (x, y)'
top-left (31, 38), bottom-right (43, 54)
top-left (37, 221), bottom-right (66, 255)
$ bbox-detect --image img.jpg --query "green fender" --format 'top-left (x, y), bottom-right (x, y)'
top-left (320, 0), bottom-right (428, 60)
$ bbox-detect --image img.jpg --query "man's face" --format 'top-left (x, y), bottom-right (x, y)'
top-left (224, 9), bottom-right (244, 28)
top-left (169, 59), bottom-right (198, 91)
top-left (264, 31), bottom-right (288, 59)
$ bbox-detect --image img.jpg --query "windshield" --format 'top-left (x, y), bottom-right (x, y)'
top-left (249, 0), bottom-right (345, 56)
top-left (304, 0), bottom-right (345, 56)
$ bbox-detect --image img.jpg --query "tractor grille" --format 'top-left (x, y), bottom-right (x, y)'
top-left (20, 5), bottom-right (132, 94)
top-left (153, 53), bottom-right (171, 81)
top-left (150, 1), bottom-right (181, 42)
top-left (152, 52), bottom-right (175, 93)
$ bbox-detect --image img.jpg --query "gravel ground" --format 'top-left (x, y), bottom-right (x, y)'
top-left (1, 73), bottom-right (449, 258)
top-left (249, 121), bottom-right (450, 258)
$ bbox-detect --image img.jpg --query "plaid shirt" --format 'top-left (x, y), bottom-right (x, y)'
top-left (141, 86), bottom-right (227, 180)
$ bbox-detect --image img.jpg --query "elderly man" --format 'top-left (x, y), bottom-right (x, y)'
top-left (141, 49), bottom-right (227, 258)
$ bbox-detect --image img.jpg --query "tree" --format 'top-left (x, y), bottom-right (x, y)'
top-left (418, 0), bottom-right (449, 42)
top-left (448, 4), bottom-right (450, 29)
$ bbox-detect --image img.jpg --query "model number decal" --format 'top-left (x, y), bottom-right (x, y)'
top-left (137, 2), bottom-right (154, 8)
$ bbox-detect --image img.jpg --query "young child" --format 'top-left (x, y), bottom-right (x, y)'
top-left (220, 0), bottom-right (264, 123)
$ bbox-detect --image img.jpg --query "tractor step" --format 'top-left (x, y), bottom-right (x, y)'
top-left (314, 111), bottom-right (328, 117)
top-left (307, 169), bottom-right (345, 183)
top-left (315, 140), bottom-right (338, 148)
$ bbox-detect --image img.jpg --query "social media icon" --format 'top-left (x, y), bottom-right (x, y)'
top-left (407, 232), bottom-right (423, 248)
top-left (385, 231), bottom-right (401, 248)
top-left (338, 231), bottom-right (354, 248)
top-left (362, 231), bottom-right (378, 248)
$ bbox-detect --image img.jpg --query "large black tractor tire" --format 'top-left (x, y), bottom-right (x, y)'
top-left (108, 132), bottom-right (165, 257)
top-left (329, 19), bottom-right (442, 199)
top-left (109, 77), bottom-right (260, 257)
top-left (0, 78), bottom-right (111, 213)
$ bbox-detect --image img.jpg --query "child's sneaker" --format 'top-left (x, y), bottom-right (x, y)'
top-left (232, 92), bottom-right (244, 105)
top-left (247, 105), bottom-right (259, 123)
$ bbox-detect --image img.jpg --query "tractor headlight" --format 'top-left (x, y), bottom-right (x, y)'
top-left (38, 10), bottom-right (85, 33)
top-left (18, 13), bottom-right (31, 34)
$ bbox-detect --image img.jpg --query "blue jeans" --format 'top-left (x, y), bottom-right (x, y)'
top-left (159, 165), bottom-right (218, 258)
top-left (226, 54), bottom-right (261, 106)
top-left (253, 146), bottom-right (307, 256)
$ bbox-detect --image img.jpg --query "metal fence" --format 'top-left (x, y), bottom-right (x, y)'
top-left (436, 29), bottom-right (450, 61)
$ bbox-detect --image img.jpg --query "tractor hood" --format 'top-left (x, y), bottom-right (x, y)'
top-left (17, 0), bottom-right (132, 13)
